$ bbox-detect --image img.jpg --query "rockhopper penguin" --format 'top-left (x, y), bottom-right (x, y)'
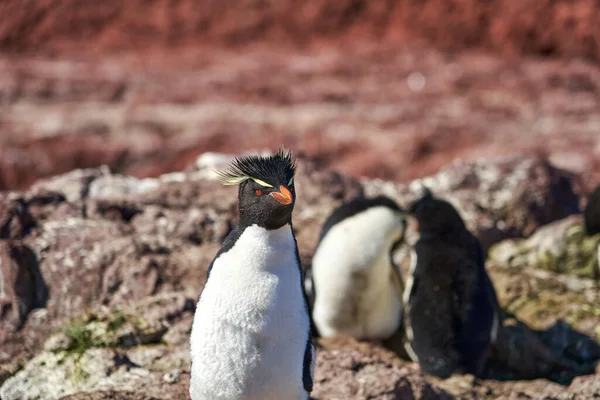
top-left (403, 190), bottom-right (500, 379)
top-left (308, 195), bottom-right (407, 340)
top-left (189, 149), bottom-right (314, 400)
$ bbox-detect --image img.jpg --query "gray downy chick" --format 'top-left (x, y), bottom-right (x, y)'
top-left (403, 190), bottom-right (501, 379)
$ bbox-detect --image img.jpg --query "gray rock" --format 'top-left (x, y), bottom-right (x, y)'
top-left (489, 215), bottom-right (600, 280)
top-left (363, 155), bottom-right (580, 250)
top-left (0, 152), bottom-right (597, 400)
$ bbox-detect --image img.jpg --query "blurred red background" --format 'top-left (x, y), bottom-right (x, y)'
top-left (1, 0), bottom-right (599, 191)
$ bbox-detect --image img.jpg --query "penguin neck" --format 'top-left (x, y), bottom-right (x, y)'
top-left (235, 223), bottom-right (297, 269)
top-left (240, 222), bottom-right (295, 245)
top-left (238, 209), bottom-right (293, 231)
top-left (418, 225), bottom-right (464, 240)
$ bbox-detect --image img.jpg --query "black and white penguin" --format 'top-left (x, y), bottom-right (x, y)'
top-left (403, 190), bottom-right (501, 379)
top-left (584, 183), bottom-right (600, 236)
top-left (189, 149), bottom-right (314, 400)
top-left (307, 195), bottom-right (407, 340)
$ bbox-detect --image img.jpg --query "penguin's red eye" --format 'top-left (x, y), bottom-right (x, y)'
top-left (255, 189), bottom-right (262, 196)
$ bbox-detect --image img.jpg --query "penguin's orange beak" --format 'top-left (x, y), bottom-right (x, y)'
top-left (271, 186), bottom-right (293, 205)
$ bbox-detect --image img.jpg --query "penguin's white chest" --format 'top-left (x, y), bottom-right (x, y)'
top-left (190, 224), bottom-right (309, 400)
top-left (311, 207), bottom-right (404, 340)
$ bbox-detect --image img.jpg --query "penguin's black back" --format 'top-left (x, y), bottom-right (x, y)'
top-left (408, 229), bottom-right (497, 378)
top-left (290, 227), bottom-right (315, 393)
top-left (456, 237), bottom-right (498, 375)
top-left (317, 195), bottom-right (402, 243)
top-left (584, 184), bottom-right (600, 236)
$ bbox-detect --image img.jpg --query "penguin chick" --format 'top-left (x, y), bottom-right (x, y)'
top-left (584, 183), bottom-right (600, 236)
top-left (403, 190), bottom-right (500, 379)
top-left (190, 148), bottom-right (314, 400)
top-left (309, 195), bottom-right (407, 340)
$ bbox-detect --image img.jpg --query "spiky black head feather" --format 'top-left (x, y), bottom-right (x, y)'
top-left (216, 148), bottom-right (297, 188)
top-left (216, 148), bottom-right (298, 230)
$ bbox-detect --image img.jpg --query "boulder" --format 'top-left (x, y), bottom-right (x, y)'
top-left (1, 152), bottom-right (598, 399)
top-left (489, 215), bottom-right (600, 280)
top-left (364, 155), bottom-right (580, 250)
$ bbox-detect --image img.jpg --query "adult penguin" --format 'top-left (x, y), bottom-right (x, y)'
top-left (189, 148), bottom-right (314, 400)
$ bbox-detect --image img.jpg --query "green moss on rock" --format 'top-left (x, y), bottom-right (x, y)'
top-left (489, 219), bottom-right (600, 280)
top-left (60, 308), bottom-right (166, 356)
top-left (537, 225), bottom-right (600, 279)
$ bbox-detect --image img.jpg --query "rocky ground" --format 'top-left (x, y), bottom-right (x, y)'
top-left (0, 152), bottom-right (598, 399)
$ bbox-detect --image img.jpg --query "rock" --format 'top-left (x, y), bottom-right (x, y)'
top-left (1, 348), bottom-right (136, 400)
top-left (0, 152), bottom-right (597, 399)
top-left (162, 371), bottom-right (180, 384)
top-left (29, 168), bottom-right (109, 204)
top-left (1, 295), bottom-right (193, 400)
top-left (43, 332), bottom-right (73, 353)
top-left (61, 392), bottom-right (163, 400)
top-left (482, 263), bottom-right (600, 383)
top-left (485, 216), bottom-right (599, 358)
top-left (314, 337), bottom-right (452, 400)
top-left (55, 372), bottom-right (193, 400)
top-left (565, 374), bottom-right (600, 399)
top-left (3, 356), bottom-right (193, 400)
top-left (56, 294), bottom-right (192, 354)
top-left (0, 241), bottom-right (47, 335)
top-left (0, 195), bottom-right (36, 240)
top-left (364, 155), bottom-right (580, 250)
top-left (0, 360), bottom-right (22, 388)
top-left (489, 215), bottom-right (600, 279)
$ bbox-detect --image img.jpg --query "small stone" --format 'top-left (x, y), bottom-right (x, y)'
top-left (43, 332), bottom-right (73, 352)
top-left (162, 370), bottom-right (180, 384)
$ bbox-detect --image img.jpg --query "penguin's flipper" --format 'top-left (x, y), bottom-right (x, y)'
top-left (484, 272), bottom-right (502, 345)
top-left (390, 261), bottom-right (405, 299)
top-left (474, 237), bottom-right (503, 344)
top-left (205, 227), bottom-right (241, 280)
top-left (302, 337), bottom-right (314, 392)
top-left (454, 257), bottom-right (496, 376)
top-left (292, 229), bottom-right (315, 392)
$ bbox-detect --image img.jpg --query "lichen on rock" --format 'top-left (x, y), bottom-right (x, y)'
top-left (489, 215), bottom-right (600, 280)
top-left (1, 153), bottom-right (599, 399)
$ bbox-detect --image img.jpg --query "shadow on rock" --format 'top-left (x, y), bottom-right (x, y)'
top-left (487, 315), bottom-right (599, 385)
top-left (0, 242), bottom-right (48, 333)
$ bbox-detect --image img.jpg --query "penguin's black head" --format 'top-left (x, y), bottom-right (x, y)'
top-left (216, 148), bottom-right (297, 230)
top-left (409, 190), bottom-right (466, 236)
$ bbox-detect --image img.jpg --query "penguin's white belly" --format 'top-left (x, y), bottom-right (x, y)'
top-left (190, 225), bottom-right (309, 400)
top-left (312, 207), bottom-right (404, 340)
